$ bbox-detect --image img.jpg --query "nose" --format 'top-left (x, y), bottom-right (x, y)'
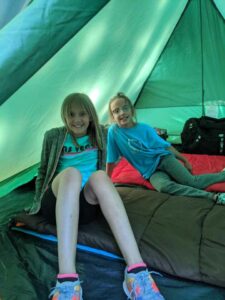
top-left (118, 108), bottom-right (125, 115)
top-left (72, 115), bottom-right (81, 123)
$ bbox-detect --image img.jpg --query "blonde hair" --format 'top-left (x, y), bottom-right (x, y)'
top-left (108, 92), bottom-right (136, 123)
top-left (61, 93), bottom-right (103, 149)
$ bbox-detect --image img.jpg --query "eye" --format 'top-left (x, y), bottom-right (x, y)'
top-left (79, 111), bottom-right (87, 117)
top-left (112, 108), bottom-right (119, 114)
top-left (123, 105), bottom-right (129, 111)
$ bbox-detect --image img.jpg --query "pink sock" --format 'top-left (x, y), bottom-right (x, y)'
top-left (57, 273), bottom-right (79, 282)
top-left (127, 262), bottom-right (147, 272)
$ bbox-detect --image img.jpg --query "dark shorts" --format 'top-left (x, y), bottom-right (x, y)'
top-left (40, 187), bottom-right (99, 225)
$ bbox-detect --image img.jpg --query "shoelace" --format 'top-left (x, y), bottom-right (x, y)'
top-left (214, 193), bottom-right (225, 205)
top-left (49, 281), bottom-right (83, 299)
top-left (128, 270), bottom-right (163, 299)
top-left (217, 194), bottom-right (225, 205)
top-left (149, 271), bottom-right (163, 278)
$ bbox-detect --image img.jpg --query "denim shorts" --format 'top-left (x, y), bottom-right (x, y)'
top-left (40, 186), bottom-right (99, 225)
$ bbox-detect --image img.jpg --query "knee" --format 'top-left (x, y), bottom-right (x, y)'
top-left (61, 167), bottom-right (82, 185)
top-left (153, 180), bottom-right (174, 193)
top-left (88, 170), bottom-right (108, 185)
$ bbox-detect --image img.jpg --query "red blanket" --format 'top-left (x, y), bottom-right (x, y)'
top-left (111, 154), bottom-right (225, 192)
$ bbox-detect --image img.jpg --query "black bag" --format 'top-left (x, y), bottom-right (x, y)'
top-left (181, 116), bottom-right (225, 155)
top-left (154, 127), bottom-right (168, 140)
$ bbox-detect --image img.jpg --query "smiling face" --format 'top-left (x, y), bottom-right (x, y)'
top-left (110, 97), bottom-right (135, 128)
top-left (65, 102), bottom-right (90, 137)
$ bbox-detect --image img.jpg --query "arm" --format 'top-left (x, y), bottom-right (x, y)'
top-left (28, 130), bottom-right (52, 214)
top-left (106, 125), bottom-right (120, 177)
top-left (167, 146), bottom-right (192, 172)
top-left (35, 131), bottom-right (51, 202)
top-left (106, 162), bottom-right (117, 178)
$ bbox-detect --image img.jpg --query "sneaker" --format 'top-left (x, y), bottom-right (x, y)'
top-left (49, 280), bottom-right (83, 300)
top-left (123, 268), bottom-right (165, 300)
top-left (216, 193), bottom-right (225, 205)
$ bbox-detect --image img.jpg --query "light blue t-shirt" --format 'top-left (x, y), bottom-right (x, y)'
top-left (107, 123), bottom-right (171, 179)
top-left (57, 134), bottom-right (98, 187)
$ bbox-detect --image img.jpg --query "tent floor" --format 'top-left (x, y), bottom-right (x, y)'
top-left (0, 230), bottom-right (225, 300)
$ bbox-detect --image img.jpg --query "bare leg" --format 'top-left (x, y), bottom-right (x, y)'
top-left (84, 170), bottom-right (143, 266)
top-left (51, 167), bottom-right (82, 274)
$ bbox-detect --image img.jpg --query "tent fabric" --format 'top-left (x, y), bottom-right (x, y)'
top-left (0, 0), bottom-right (188, 195)
top-left (0, 0), bottom-right (31, 30)
top-left (0, 0), bottom-right (109, 106)
top-left (213, 0), bottom-right (225, 19)
top-left (135, 0), bottom-right (225, 143)
top-left (0, 164), bottom-right (38, 198)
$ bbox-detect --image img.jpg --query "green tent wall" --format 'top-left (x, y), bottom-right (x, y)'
top-left (0, 0), bottom-right (225, 197)
top-left (136, 0), bottom-right (225, 142)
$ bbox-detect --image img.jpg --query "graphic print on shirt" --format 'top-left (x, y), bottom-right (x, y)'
top-left (61, 143), bottom-right (94, 155)
top-left (57, 134), bottom-right (98, 187)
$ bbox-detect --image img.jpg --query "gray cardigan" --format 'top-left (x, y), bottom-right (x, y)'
top-left (29, 125), bottom-right (107, 214)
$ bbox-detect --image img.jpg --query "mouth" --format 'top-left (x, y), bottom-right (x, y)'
top-left (71, 124), bottom-right (84, 128)
top-left (119, 116), bottom-right (129, 122)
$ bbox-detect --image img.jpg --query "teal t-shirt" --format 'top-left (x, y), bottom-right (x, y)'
top-left (57, 134), bottom-right (98, 187)
top-left (107, 123), bottom-right (171, 179)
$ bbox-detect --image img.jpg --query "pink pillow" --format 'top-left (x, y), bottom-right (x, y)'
top-left (111, 154), bottom-right (225, 192)
top-left (111, 158), bottom-right (154, 189)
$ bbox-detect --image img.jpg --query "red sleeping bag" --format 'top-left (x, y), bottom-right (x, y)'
top-left (111, 154), bottom-right (225, 192)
